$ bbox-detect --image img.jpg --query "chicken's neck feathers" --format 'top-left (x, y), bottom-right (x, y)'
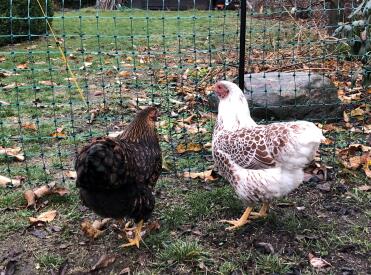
top-left (118, 120), bottom-right (158, 144)
top-left (217, 92), bottom-right (256, 131)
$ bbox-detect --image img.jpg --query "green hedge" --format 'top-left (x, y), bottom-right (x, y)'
top-left (0, 0), bottom-right (54, 46)
top-left (54, 0), bottom-right (96, 9)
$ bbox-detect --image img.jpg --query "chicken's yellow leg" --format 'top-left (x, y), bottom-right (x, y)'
top-left (250, 202), bottom-right (269, 219)
top-left (219, 207), bottom-right (253, 230)
top-left (121, 220), bottom-right (144, 248)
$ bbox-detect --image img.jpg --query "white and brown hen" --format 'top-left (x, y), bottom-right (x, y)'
top-left (212, 81), bottom-right (325, 230)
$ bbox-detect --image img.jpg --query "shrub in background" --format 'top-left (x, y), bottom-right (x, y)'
top-left (0, 0), bottom-right (54, 46)
top-left (54, 0), bottom-right (96, 9)
top-left (333, 0), bottom-right (370, 87)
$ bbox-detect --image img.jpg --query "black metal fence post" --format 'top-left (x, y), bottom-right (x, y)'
top-left (238, 0), bottom-right (247, 89)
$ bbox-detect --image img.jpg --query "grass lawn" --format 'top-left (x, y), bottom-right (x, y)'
top-left (0, 8), bottom-right (370, 275)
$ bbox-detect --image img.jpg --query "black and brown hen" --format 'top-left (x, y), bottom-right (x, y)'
top-left (75, 106), bottom-right (162, 247)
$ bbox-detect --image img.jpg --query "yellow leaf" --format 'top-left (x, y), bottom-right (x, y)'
top-left (50, 127), bottom-right (67, 139)
top-left (183, 170), bottom-right (218, 181)
top-left (29, 210), bottom-right (57, 224)
top-left (322, 138), bottom-right (333, 145)
top-left (364, 159), bottom-right (371, 178)
top-left (176, 143), bottom-right (202, 154)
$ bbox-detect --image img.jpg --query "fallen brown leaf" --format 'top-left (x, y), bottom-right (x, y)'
top-left (85, 55), bottom-right (94, 62)
top-left (2, 82), bottom-right (16, 90)
top-left (79, 62), bottom-right (92, 70)
top-left (182, 114), bottom-right (195, 124)
top-left (350, 107), bottom-right (365, 118)
top-left (23, 182), bottom-right (70, 208)
top-left (0, 55), bottom-right (5, 62)
top-left (91, 254), bottom-right (116, 272)
top-left (0, 146), bottom-right (24, 161)
top-left (322, 138), bottom-right (333, 145)
top-left (308, 253), bottom-right (331, 268)
top-left (337, 144), bottom-right (371, 176)
top-left (24, 190), bottom-right (36, 207)
top-left (81, 219), bottom-right (111, 239)
top-left (50, 127), bottom-right (67, 139)
top-left (39, 80), bottom-right (57, 86)
top-left (343, 111), bottom-right (350, 123)
top-left (64, 170), bottom-right (77, 179)
top-left (29, 210), bottom-right (57, 224)
top-left (0, 175), bottom-right (23, 188)
top-left (119, 267), bottom-right (130, 275)
top-left (16, 63), bottom-right (28, 70)
top-left (0, 70), bottom-right (14, 78)
top-left (118, 71), bottom-right (131, 78)
top-left (22, 122), bottom-right (37, 131)
top-left (364, 159), bottom-right (371, 178)
top-left (176, 143), bottom-right (202, 154)
top-left (183, 170), bottom-right (218, 181)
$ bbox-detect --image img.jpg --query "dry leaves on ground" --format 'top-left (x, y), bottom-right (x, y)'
top-left (22, 122), bottom-right (37, 131)
top-left (0, 146), bottom-right (24, 161)
top-left (39, 80), bottom-right (58, 86)
top-left (16, 63), bottom-right (28, 70)
top-left (308, 253), bottom-right (331, 268)
top-left (118, 71), bottom-right (131, 78)
top-left (303, 162), bottom-right (330, 182)
top-left (64, 170), bottom-right (77, 179)
top-left (0, 175), bottom-right (24, 188)
top-left (183, 170), bottom-right (219, 182)
top-left (29, 210), bottom-right (57, 224)
top-left (337, 144), bottom-right (371, 178)
top-left (23, 182), bottom-right (70, 208)
top-left (0, 100), bottom-right (10, 105)
top-left (176, 143), bottom-right (202, 154)
top-left (81, 218), bottom-right (111, 239)
top-left (50, 127), bottom-right (67, 139)
top-left (79, 62), bottom-right (93, 70)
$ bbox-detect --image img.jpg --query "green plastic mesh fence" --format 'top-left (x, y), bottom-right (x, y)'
top-left (0, 0), bottom-right (369, 189)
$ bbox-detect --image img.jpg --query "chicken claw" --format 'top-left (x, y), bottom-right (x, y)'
top-left (219, 207), bottom-right (252, 230)
top-left (121, 220), bottom-right (143, 248)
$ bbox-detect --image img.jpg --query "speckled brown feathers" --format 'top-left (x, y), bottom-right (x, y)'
top-left (75, 107), bottom-right (162, 222)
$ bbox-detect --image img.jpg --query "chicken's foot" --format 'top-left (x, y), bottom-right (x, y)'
top-left (249, 202), bottom-right (269, 219)
top-left (121, 220), bottom-right (143, 248)
top-left (219, 207), bottom-right (252, 230)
